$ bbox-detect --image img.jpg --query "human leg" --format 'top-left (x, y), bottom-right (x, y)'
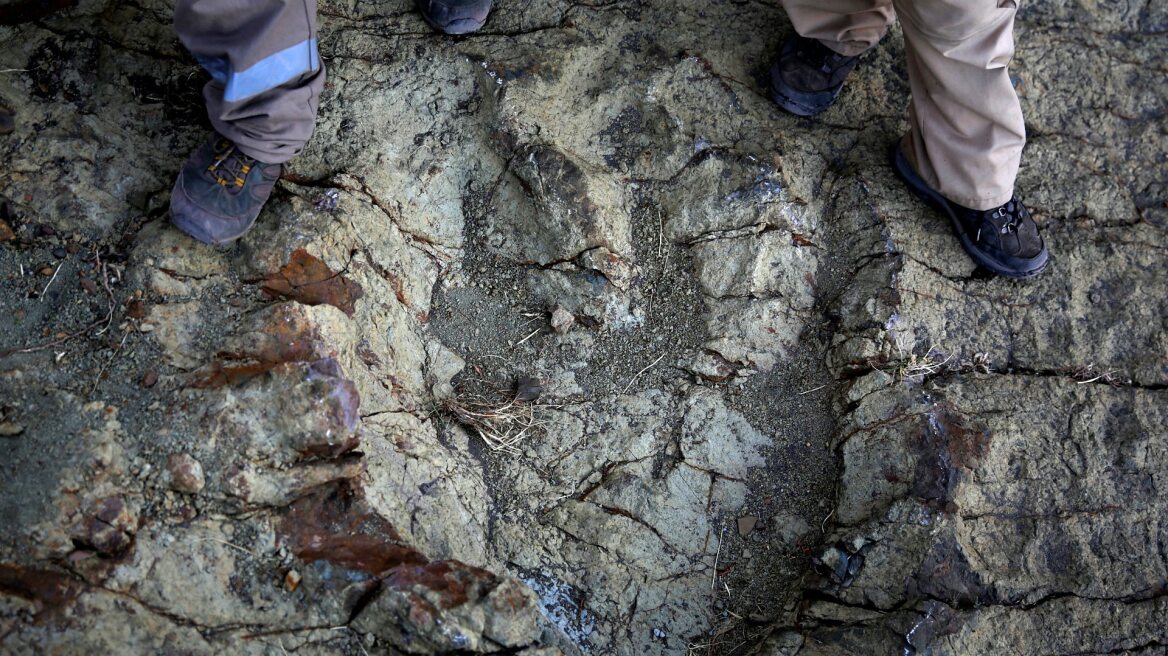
top-left (893, 0), bottom-right (1023, 210)
top-left (781, 0), bottom-right (895, 57)
top-left (171, 0), bottom-right (323, 244)
top-left (771, 0), bottom-right (894, 115)
top-left (891, 0), bottom-right (1047, 277)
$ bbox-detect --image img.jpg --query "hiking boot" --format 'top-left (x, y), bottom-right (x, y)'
top-left (170, 134), bottom-right (281, 246)
top-left (892, 142), bottom-right (1049, 279)
top-left (416, 0), bottom-right (493, 35)
top-left (770, 34), bottom-right (860, 117)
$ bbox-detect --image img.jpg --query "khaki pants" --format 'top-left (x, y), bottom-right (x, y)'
top-left (175, 0), bottom-right (325, 164)
top-left (782, 0), bottom-right (1024, 209)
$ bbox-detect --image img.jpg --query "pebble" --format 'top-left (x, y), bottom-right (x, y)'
top-left (515, 375), bottom-right (542, 402)
top-left (737, 515), bottom-right (758, 537)
top-left (0, 422), bottom-right (24, 437)
top-left (52, 247), bottom-right (67, 259)
top-left (166, 453), bottom-right (205, 494)
top-left (284, 569), bottom-right (302, 593)
top-left (138, 323), bottom-right (156, 333)
top-left (142, 370), bottom-right (158, 388)
top-left (551, 305), bottom-right (575, 334)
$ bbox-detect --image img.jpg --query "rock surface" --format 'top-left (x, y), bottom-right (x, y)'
top-left (0, 0), bottom-right (1164, 655)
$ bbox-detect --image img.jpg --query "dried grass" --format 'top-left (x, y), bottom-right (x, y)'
top-left (442, 393), bottom-right (546, 455)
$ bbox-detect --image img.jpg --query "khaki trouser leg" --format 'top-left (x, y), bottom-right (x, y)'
top-left (780, 0), bottom-right (895, 56)
top-left (175, 0), bottom-right (324, 164)
top-left (781, 0), bottom-right (1025, 210)
top-left (895, 0), bottom-right (1024, 210)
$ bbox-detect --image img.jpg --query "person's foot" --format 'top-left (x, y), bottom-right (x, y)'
top-left (415, 0), bottom-right (493, 35)
top-left (170, 134), bottom-right (281, 245)
top-left (892, 142), bottom-right (1049, 279)
top-left (769, 34), bottom-right (860, 117)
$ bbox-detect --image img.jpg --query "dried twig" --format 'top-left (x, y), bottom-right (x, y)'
top-left (711, 524), bottom-right (724, 590)
top-left (622, 353), bottom-right (666, 394)
top-left (191, 537), bottom-right (257, 557)
top-left (1, 250), bottom-right (119, 359)
top-left (93, 255), bottom-right (116, 336)
top-left (511, 327), bottom-right (541, 349)
top-left (39, 263), bottom-right (62, 301)
top-left (90, 331), bottom-right (130, 395)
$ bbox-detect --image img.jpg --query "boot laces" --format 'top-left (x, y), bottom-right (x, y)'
top-left (976, 200), bottom-right (1024, 242)
top-left (206, 140), bottom-right (256, 192)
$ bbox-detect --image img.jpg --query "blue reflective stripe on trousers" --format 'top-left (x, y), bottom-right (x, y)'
top-left (221, 37), bottom-right (320, 103)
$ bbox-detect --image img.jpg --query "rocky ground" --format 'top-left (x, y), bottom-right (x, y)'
top-left (0, 0), bottom-right (1165, 654)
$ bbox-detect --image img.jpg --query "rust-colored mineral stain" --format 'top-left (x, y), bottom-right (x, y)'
top-left (191, 361), bottom-right (282, 388)
top-left (261, 249), bottom-right (364, 317)
top-left (0, 565), bottom-right (84, 613)
top-left (279, 483), bottom-right (425, 576)
top-left (384, 560), bottom-right (500, 610)
top-left (910, 400), bottom-right (991, 508)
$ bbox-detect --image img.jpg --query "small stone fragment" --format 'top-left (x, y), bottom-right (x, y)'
top-left (737, 515), bottom-right (757, 537)
top-left (77, 497), bottom-right (137, 556)
top-left (314, 188), bottom-right (340, 212)
top-left (52, 247), bottom-right (66, 259)
top-left (0, 218), bottom-right (13, 242)
top-left (125, 299), bottom-right (146, 319)
top-left (38, 266), bottom-right (53, 276)
top-left (515, 375), bottom-right (542, 402)
top-left (141, 370), bottom-right (158, 388)
top-left (550, 305), bottom-right (575, 334)
top-left (284, 569), bottom-right (302, 592)
top-left (166, 453), bottom-right (205, 494)
top-left (0, 422), bottom-right (24, 437)
top-left (79, 277), bottom-right (97, 294)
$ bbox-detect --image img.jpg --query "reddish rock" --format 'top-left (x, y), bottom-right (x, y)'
top-left (259, 249), bottom-right (364, 317)
top-left (279, 483), bottom-right (424, 577)
top-left (125, 300), bottom-right (146, 320)
top-left (166, 453), bottom-right (205, 494)
top-left (73, 497), bottom-right (136, 557)
top-left (355, 560), bottom-right (543, 652)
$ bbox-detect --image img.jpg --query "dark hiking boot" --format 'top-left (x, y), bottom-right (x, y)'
top-left (770, 34), bottom-right (860, 117)
top-left (170, 134), bottom-right (281, 246)
top-left (416, 0), bottom-right (493, 35)
top-left (892, 142), bottom-right (1049, 279)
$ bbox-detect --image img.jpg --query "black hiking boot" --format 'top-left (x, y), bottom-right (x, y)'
top-left (770, 33), bottom-right (860, 117)
top-left (170, 134), bottom-right (281, 246)
top-left (892, 142), bottom-right (1049, 279)
top-left (416, 0), bottom-right (493, 34)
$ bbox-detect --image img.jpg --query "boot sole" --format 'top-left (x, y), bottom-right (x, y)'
top-left (416, 0), bottom-right (491, 35)
top-left (768, 62), bottom-right (841, 118)
top-left (891, 144), bottom-right (1048, 280)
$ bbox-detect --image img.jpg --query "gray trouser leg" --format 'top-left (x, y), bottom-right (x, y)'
top-left (174, 0), bottom-right (324, 164)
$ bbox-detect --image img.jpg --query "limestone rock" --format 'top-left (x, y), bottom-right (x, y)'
top-left (353, 562), bottom-right (543, 653)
